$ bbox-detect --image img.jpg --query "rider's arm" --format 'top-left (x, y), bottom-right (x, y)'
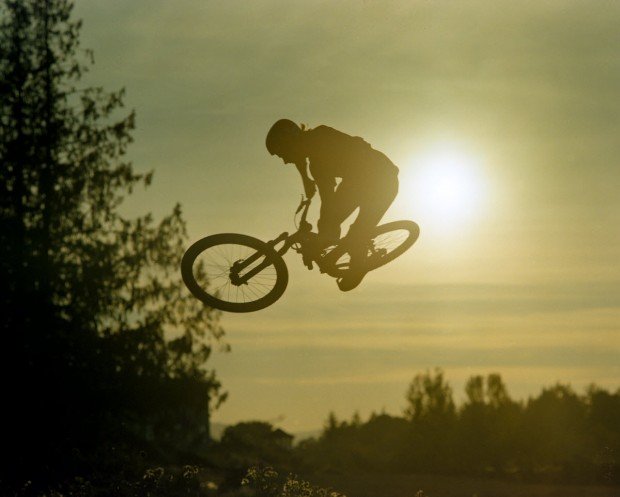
top-left (315, 175), bottom-right (339, 244)
top-left (295, 161), bottom-right (316, 199)
top-left (315, 174), bottom-right (336, 200)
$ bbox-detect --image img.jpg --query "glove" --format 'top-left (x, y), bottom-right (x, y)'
top-left (302, 252), bottom-right (314, 270)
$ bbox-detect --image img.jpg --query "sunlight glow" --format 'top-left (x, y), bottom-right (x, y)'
top-left (402, 144), bottom-right (486, 236)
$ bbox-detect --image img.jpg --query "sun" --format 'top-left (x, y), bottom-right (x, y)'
top-left (400, 144), bottom-right (485, 235)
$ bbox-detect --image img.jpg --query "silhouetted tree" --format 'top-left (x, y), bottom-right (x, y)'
top-left (486, 373), bottom-right (510, 408)
top-left (403, 368), bottom-right (457, 471)
top-left (220, 422), bottom-right (293, 468)
top-left (0, 0), bottom-right (225, 487)
top-left (356, 413), bottom-right (411, 471)
top-left (465, 375), bottom-right (485, 405)
top-left (458, 373), bottom-right (522, 475)
top-left (458, 375), bottom-right (489, 471)
top-left (520, 384), bottom-right (589, 481)
top-left (585, 384), bottom-right (620, 482)
top-left (293, 372), bottom-right (620, 484)
top-left (404, 368), bottom-right (456, 422)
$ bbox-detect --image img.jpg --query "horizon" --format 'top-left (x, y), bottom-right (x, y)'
top-left (211, 367), bottom-right (620, 436)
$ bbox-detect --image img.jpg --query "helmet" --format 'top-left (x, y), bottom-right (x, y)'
top-left (265, 119), bottom-right (300, 155)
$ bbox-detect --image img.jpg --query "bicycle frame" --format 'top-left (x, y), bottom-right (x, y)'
top-left (230, 197), bottom-right (341, 285)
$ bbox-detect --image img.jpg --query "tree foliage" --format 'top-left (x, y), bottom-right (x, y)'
top-left (295, 370), bottom-right (620, 485)
top-left (404, 368), bottom-right (456, 423)
top-left (0, 0), bottom-right (225, 486)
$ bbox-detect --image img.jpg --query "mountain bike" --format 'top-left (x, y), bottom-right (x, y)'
top-left (181, 197), bottom-right (419, 312)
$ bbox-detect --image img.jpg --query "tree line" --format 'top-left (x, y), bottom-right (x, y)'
top-left (213, 370), bottom-right (619, 486)
top-left (287, 369), bottom-right (619, 484)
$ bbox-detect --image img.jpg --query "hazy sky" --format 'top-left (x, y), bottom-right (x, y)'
top-left (74, 0), bottom-right (619, 432)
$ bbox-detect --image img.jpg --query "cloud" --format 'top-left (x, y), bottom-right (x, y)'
top-left (214, 281), bottom-right (620, 394)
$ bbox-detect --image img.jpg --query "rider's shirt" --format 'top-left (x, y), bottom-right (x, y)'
top-left (304, 125), bottom-right (398, 189)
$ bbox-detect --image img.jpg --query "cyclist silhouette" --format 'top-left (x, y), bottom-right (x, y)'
top-left (266, 119), bottom-right (399, 291)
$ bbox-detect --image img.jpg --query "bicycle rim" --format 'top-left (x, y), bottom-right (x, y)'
top-left (367, 221), bottom-right (420, 269)
top-left (326, 220), bottom-right (420, 275)
top-left (181, 233), bottom-right (288, 313)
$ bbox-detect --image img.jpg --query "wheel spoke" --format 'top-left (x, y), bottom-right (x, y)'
top-left (320, 223), bottom-right (417, 277)
top-left (192, 241), bottom-right (282, 305)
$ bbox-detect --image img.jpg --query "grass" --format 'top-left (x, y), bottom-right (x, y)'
top-left (306, 471), bottom-right (619, 497)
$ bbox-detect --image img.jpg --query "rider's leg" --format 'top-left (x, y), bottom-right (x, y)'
top-left (346, 172), bottom-right (398, 246)
top-left (337, 173), bottom-right (398, 291)
top-left (317, 180), bottom-right (359, 246)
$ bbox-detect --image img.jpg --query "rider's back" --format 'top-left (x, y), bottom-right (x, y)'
top-left (305, 125), bottom-right (398, 184)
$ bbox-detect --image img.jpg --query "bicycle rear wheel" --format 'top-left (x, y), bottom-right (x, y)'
top-left (181, 233), bottom-right (288, 313)
top-left (326, 220), bottom-right (420, 276)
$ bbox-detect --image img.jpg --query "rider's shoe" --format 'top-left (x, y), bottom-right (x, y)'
top-left (337, 267), bottom-right (366, 292)
top-left (336, 233), bottom-right (369, 291)
top-left (302, 233), bottom-right (336, 269)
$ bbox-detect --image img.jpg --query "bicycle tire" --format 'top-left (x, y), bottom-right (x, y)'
top-left (181, 233), bottom-right (288, 313)
top-left (326, 220), bottom-right (420, 275)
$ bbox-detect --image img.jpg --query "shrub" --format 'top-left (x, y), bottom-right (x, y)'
top-left (241, 466), bottom-right (346, 497)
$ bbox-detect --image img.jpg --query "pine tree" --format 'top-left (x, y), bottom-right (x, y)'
top-left (0, 0), bottom-right (226, 484)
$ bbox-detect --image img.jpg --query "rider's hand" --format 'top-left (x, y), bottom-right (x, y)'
top-left (302, 252), bottom-right (314, 270)
top-left (301, 232), bottom-right (321, 270)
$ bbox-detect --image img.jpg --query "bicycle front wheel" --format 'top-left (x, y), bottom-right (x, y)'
top-left (181, 233), bottom-right (288, 313)
top-left (326, 220), bottom-right (420, 275)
